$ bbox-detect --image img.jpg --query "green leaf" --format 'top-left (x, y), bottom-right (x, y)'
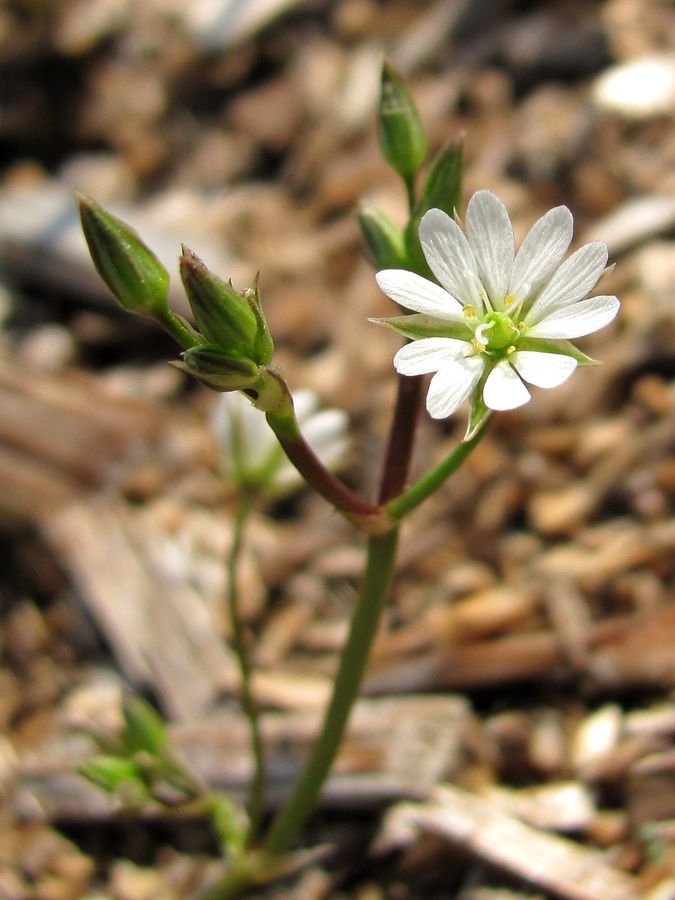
top-left (78, 194), bottom-right (170, 318)
top-left (79, 755), bottom-right (143, 793)
top-left (122, 697), bottom-right (169, 757)
top-left (419, 138), bottom-right (463, 218)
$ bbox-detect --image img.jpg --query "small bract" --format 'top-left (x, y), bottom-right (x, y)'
top-left (212, 389), bottom-right (349, 494)
top-left (375, 190), bottom-right (620, 431)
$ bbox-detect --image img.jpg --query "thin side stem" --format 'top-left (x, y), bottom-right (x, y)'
top-left (156, 308), bottom-right (201, 349)
top-left (263, 528), bottom-right (399, 856)
top-left (386, 416), bottom-right (492, 522)
top-left (266, 410), bottom-right (386, 532)
top-left (226, 491), bottom-right (266, 842)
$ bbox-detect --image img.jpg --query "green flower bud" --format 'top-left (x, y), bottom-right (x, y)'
top-left (77, 194), bottom-right (170, 318)
top-left (419, 138), bottom-right (463, 218)
top-left (79, 755), bottom-right (142, 793)
top-left (173, 345), bottom-right (261, 392)
top-left (180, 248), bottom-right (260, 358)
top-left (122, 697), bottom-right (169, 757)
top-left (378, 60), bottom-right (427, 183)
top-left (358, 203), bottom-right (405, 269)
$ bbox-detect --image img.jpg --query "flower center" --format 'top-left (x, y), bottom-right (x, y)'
top-left (472, 311), bottom-right (518, 353)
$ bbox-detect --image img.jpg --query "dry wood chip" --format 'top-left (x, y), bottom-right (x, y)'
top-left (375, 785), bottom-right (639, 900)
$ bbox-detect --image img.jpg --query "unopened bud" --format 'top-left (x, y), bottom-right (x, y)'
top-left (79, 755), bottom-right (142, 793)
top-left (358, 204), bottom-right (405, 269)
top-left (174, 345), bottom-right (261, 391)
top-left (378, 61), bottom-right (427, 183)
top-left (180, 248), bottom-right (260, 358)
top-left (78, 195), bottom-right (170, 318)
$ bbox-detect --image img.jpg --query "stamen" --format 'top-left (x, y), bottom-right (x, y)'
top-left (472, 338), bottom-right (486, 353)
top-left (517, 321), bottom-right (526, 331)
top-left (506, 345), bottom-right (516, 355)
top-left (504, 294), bottom-right (516, 306)
top-left (464, 304), bottom-right (475, 318)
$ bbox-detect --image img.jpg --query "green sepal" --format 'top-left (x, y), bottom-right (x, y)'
top-left (180, 248), bottom-right (258, 357)
top-left (173, 345), bottom-right (261, 391)
top-left (358, 203), bottom-right (405, 269)
top-left (403, 215), bottom-right (433, 278)
top-left (517, 336), bottom-right (600, 366)
top-left (370, 314), bottom-right (472, 342)
top-left (418, 138), bottom-right (463, 219)
top-left (79, 755), bottom-right (143, 794)
top-left (77, 194), bottom-right (170, 318)
top-left (243, 274), bottom-right (274, 366)
top-left (464, 365), bottom-right (493, 441)
top-left (378, 60), bottom-right (427, 183)
top-left (122, 697), bottom-right (169, 758)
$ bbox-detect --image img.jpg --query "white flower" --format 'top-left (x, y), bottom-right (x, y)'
top-left (375, 190), bottom-right (620, 431)
top-left (212, 389), bottom-right (349, 493)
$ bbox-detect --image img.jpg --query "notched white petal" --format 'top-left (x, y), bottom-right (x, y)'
top-left (527, 295), bottom-right (620, 339)
top-left (426, 355), bottom-right (484, 419)
top-left (393, 337), bottom-right (468, 376)
top-left (483, 360), bottom-right (531, 410)
top-left (419, 208), bottom-right (484, 310)
top-left (512, 350), bottom-right (577, 388)
top-left (526, 241), bottom-right (609, 324)
top-left (376, 269), bottom-right (464, 321)
top-left (465, 190), bottom-right (514, 306)
top-left (510, 205), bottom-right (574, 302)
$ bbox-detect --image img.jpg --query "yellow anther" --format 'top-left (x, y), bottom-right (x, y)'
top-left (472, 338), bottom-right (486, 353)
top-left (517, 321), bottom-right (526, 331)
top-left (505, 294), bottom-right (516, 306)
top-left (464, 304), bottom-right (475, 318)
top-left (506, 345), bottom-right (516, 355)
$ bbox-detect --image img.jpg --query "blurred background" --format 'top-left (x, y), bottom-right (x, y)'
top-left (2, 0), bottom-right (675, 897)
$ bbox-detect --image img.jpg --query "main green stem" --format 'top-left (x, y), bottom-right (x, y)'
top-left (226, 492), bottom-right (266, 841)
top-left (263, 527), bottom-right (399, 855)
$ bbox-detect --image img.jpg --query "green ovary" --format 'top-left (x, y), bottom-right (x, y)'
top-left (473, 311), bottom-right (518, 353)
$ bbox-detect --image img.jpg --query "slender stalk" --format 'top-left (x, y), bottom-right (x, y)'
top-left (263, 527), bottom-right (399, 855)
top-left (378, 374), bottom-right (423, 502)
top-left (156, 308), bottom-right (202, 349)
top-left (226, 491), bottom-right (266, 841)
top-left (266, 409), bottom-right (387, 532)
top-left (387, 416), bottom-right (492, 522)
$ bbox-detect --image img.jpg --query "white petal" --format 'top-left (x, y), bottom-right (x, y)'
top-left (525, 241), bottom-right (608, 324)
top-left (301, 409), bottom-right (348, 454)
top-left (419, 208), bottom-right (486, 310)
top-left (483, 360), bottom-right (531, 410)
top-left (512, 350), bottom-right (577, 388)
top-left (394, 337), bottom-right (468, 376)
top-left (465, 190), bottom-right (514, 307)
top-left (527, 295), bottom-right (620, 339)
top-left (426, 355), bottom-right (485, 419)
top-left (292, 388), bottom-right (319, 423)
top-left (376, 269), bottom-right (465, 322)
top-left (509, 206), bottom-right (573, 303)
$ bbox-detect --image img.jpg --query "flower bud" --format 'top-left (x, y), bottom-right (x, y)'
top-left (173, 345), bottom-right (261, 391)
top-left (378, 60), bottom-right (427, 183)
top-left (77, 195), bottom-right (170, 318)
top-left (358, 204), bottom-right (405, 269)
top-left (180, 248), bottom-right (261, 359)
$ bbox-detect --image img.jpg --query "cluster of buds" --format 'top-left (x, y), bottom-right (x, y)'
top-left (78, 196), bottom-right (283, 412)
